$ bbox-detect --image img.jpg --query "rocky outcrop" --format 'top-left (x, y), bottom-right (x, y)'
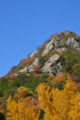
top-left (28, 58), bottom-right (39, 72)
top-left (42, 35), bottom-right (61, 56)
top-left (8, 31), bottom-right (80, 76)
top-left (19, 67), bottom-right (28, 73)
top-left (19, 58), bottom-right (39, 73)
top-left (52, 35), bottom-right (61, 47)
top-left (29, 50), bottom-right (38, 58)
top-left (42, 54), bottom-right (60, 74)
top-left (54, 47), bottom-right (66, 53)
top-left (66, 37), bottom-right (79, 48)
top-left (56, 63), bottom-right (62, 75)
top-left (42, 39), bottom-right (54, 56)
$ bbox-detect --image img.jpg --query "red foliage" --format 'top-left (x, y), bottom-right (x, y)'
top-left (24, 96), bottom-right (32, 103)
top-left (59, 52), bottom-right (63, 55)
top-left (15, 92), bottom-right (27, 98)
top-left (4, 74), bottom-right (17, 79)
top-left (50, 34), bottom-right (55, 38)
top-left (33, 65), bottom-right (41, 73)
top-left (65, 32), bottom-right (73, 37)
top-left (20, 58), bottom-right (35, 66)
top-left (0, 109), bottom-right (7, 114)
top-left (21, 71), bottom-right (27, 75)
top-left (31, 72), bottom-right (41, 77)
top-left (10, 74), bottom-right (17, 79)
top-left (69, 74), bottom-right (80, 88)
top-left (24, 96), bottom-right (39, 107)
top-left (53, 72), bottom-right (66, 83)
top-left (69, 74), bottom-right (79, 83)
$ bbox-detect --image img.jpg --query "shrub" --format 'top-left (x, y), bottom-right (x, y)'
top-left (62, 49), bottom-right (78, 72)
top-left (38, 56), bottom-right (46, 67)
top-left (31, 72), bottom-right (41, 77)
top-left (73, 64), bottom-right (80, 79)
top-left (33, 65), bottom-right (41, 73)
top-left (20, 58), bottom-right (35, 67)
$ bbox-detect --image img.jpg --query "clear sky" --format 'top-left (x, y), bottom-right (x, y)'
top-left (0, 0), bottom-right (80, 77)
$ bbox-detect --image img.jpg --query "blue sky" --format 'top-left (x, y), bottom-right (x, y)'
top-left (0, 0), bottom-right (80, 77)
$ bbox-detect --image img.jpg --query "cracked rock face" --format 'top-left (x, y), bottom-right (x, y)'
top-left (19, 58), bottom-right (39, 73)
top-left (56, 63), bottom-right (62, 75)
top-left (42, 35), bottom-right (64, 56)
top-left (42, 36), bottom-right (60, 56)
top-left (55, 47), bottom-right (66, 53)
top-left (42, 54), bottom-right (60, 73)
top-left (28, 58), bottom-right (39, 72)
top-left (19, 67), bottom-right (28, 73)
top-left (66, 37), bottom-right (79, 48)
top-left (29, 50), bottom-right (38, 58)
top-left (42, 39), bottom-right (54, 56)
top-left (11, 31), bottom-right (80, 76)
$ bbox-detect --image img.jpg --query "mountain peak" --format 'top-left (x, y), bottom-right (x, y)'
top-left (5, 31), bottom-right (80, 78)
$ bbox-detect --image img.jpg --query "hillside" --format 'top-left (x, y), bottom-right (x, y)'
top-left (1, 31), bottom-right (80, 119)
top-left (6, 31), bottom-right (80, 78)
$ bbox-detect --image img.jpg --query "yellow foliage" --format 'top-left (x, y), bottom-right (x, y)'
top-left (47, 74), bottom-right (55, 82)
top-left (36, 75), bottom-right (80, 120)
top-left (6, 96), bottom-right (40, 120)
top-left (14, 87), bottom-right (33, 98)
top-left (6, 75), bottom-right (80, 120)
top-left (17, 87), bottom-right (29, 93)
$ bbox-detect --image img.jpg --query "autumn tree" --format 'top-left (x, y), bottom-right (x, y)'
top-left (36, 75), bottom-right (80, 120)
top-left (6, 96), bottom-right (40, 120)
top-left (14, 87), bottom-right (33, 98)
top-left (6, 75), bottom-right (80, 120)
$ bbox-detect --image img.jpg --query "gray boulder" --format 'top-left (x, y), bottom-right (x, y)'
top-left (55, 47), bottom-right (66, 53)
top-left (42, 54), bottom-right (60, 73)
top-left (28, 58), bottom-right (39, 72)
top-left (19, 58), bottom-right (39, 73)
top-left (66, 37), bottom-right (79, 48)
top-left (56, 63), bottom-right (62, 75)
top-left (42, 39), bottom-right (54, 56)
top-left (19, 67), bottom-right (28, 73)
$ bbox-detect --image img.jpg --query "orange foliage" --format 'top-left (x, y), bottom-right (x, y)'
top-left (31, 72), bottom-right (41, 77)
top-left (47, 51), bottom-right (55, 58)
top-left (24, 96), bottom-right (32, 103)
top-left (24, 96), bottom-right (39, 107)
top-left (50, 34), bottom-right (55, 38)
top-left (6, 96), bottom-right (40, 120)
top-left (20, 57), bottom-right (35, 66)
top-left (21, 71), bottom-right (27, 75)
top-left (33, 65), bottom-right (41, 73)
top-left (15, 92), bottom-right (27, 98)
top-left (0, 109), bottom-right (7, 114)
top-left (14, 87), bottom-right (33, 98)
top-left (10, 66), bottom-right (16, 72)
top-left (47, 74), bottom-right (55, 82)
top-left (4, 74), bottom-right (17, 79)
top-left (59, 52), bottom-right (63, 55)
top-left (53, 72), bottom-right (66, 83)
